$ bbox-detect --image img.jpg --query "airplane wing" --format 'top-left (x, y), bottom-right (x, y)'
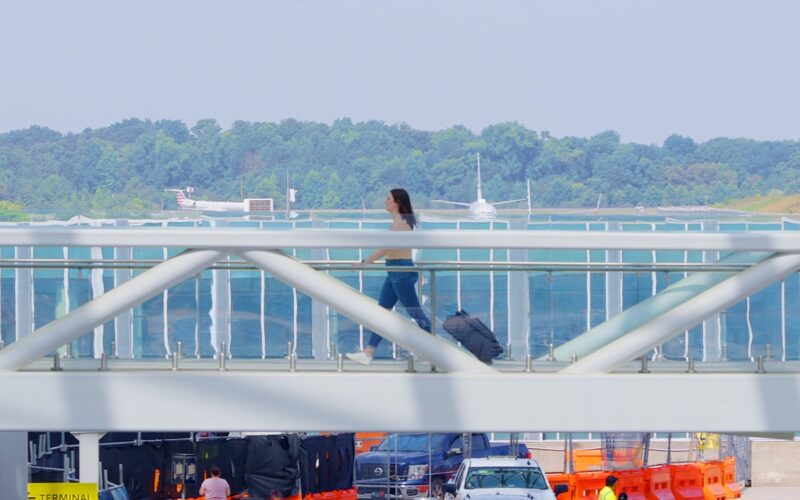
top-left (432, 200), bottom-right (471, 207)
top-left (491, 198), bottom-right (526, 206)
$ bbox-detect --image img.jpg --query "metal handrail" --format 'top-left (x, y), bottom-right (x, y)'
top-left (0, 258), bottom-right (753, 273)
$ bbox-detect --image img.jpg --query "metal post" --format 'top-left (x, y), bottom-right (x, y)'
top-left (172, 341), bottom-right (182, 371)
top-left (430, 271), bottom-right (437, 336)
top-left (667, 432), bottom-right (672, 465)
top-left (51, 353), bottom-right (63, 371)
top-left (639, 356), bottom-right (650, 374)
top-left (686, 355), bottom-right (696, 373)
top-left (218, 342), bottom-right (227, 372)
top-left (98, 353), bottom-right (109, 371)
top-left (571, 354), bottom-right (578, 364)
top-left (756, 355), bottom-right (766, 374)
top-left (524, 354), bottom-right (533, 373)
top-left (289, 351), bottom-right (297, 372)
top-left (337, 353), bottom-right (344, 372)
top-left (405, 354), bottom-right (416, 373)
top-left (547, 343), bottom-right (555, 362)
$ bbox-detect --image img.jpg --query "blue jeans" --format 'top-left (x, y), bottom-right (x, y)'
top-left (367, 259), bottom-right (432, 349)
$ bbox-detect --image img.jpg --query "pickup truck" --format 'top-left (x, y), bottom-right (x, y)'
top-left (442, 457), bottom-right (569, 500)
top-left (354, 433), bottom-right (530, 499)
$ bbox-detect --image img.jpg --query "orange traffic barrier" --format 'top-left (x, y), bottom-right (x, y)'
top-left (338, 487), bottom-right (358, 500)
top-left (698, 461), bottom-right (726, 500)
top-left (615, 469), bottom-right (647, 500)
top-left (573, 449), bottom-right (604, 472)
top-left (670, 464), bottom-right (704, 500)
top-left (547, 472), bottom-right (574, 500)
top-left (722, 457), bottom-right (742, 499)
top-left (573, 471), bottom-right (610, 499)
top-left (354, 432), bottom-right (387, 454)
top-left (644, 465), bottom-right (675, 500)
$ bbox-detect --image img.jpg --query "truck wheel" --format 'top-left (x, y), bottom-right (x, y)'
top-left (430, 477), bottom-right (444, 499)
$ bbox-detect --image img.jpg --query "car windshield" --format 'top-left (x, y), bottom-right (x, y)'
top-left (464, 467), bottom-right (548, 490)
top-left (376, 433), bottom-right (447, 452)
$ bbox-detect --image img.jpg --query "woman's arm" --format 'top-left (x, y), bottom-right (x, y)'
top-left (362, 248), bottom-right (390, 264)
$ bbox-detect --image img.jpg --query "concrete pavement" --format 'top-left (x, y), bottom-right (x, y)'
top-left (742, 486), bottom-right (800, 499)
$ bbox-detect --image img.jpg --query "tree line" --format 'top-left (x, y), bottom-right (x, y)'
top-left (0, 117), bottom-right (799, 218)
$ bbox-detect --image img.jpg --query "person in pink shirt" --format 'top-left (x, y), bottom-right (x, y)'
top-left (199, 465), bottom-right (230, 500)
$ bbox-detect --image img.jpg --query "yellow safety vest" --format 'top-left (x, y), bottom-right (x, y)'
top-left (598, 485), bottom-right (617, 500)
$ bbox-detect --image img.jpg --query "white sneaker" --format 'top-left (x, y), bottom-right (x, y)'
top-left (346, 351), bottom-right (373, 365)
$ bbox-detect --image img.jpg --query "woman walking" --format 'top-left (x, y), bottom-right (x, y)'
top-left (346, 188), bottom-right (431, 364)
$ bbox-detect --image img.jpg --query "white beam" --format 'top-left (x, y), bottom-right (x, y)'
top-left (563, 253), bottom-right (800, 373)
top-left (73, 432), bottom-right (105, 484)
top-left (0, 249), bottom-right (227, 371)
top-left (1, 228), bottom-right (800, 251)
top-left (238, 250), bottom-right (493, 373)
top-left (1, 371), bottom-right (798, 432)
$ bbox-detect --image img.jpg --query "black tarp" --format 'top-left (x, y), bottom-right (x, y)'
top-left (29, 432), bottom-right (354, 500)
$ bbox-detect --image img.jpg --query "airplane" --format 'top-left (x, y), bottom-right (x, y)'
top-left (432, 153), bottom-right (526, 218)
top-left (165, 188), bottom-right (274, 213)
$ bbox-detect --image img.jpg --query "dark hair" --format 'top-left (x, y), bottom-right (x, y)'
top-left (605, 475), bottom-right (617, 486)
top-left (618, 493), bottom-right (628, 500)
top-left (390, 188), bottom-right (417, 229)
top-left (211, 465), bottom-right (221, 476)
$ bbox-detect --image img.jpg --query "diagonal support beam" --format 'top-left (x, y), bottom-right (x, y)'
top-left (550, 252), bottom-right (772, 361)
top-left (0, 249), bottom-right (227, 371)
top-left (238, 250), bottom-right (494, 373)
top-left (563, 252), bottom-right (800, 373)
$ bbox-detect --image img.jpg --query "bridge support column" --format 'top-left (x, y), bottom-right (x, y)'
top-left (73, 432), bottom-right (105, 484)
top-left (0, 432), bottom-right (27, 499)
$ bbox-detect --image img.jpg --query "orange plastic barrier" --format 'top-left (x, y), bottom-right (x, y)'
top-left (615, 469), bottom-right (647, 500)
top-left (573, 471), bottom-right (610, 500)
top-left (699, 462), bottom-right (726, 500)
top-left (670, 464), bottom-right (704, 500)
top-left (354, 432), bottom-right (387, 454)
top-left (338, 487), bottom-right (358, 500)
top-left (644, 465), bottom-right (676, 500)
top-left (573, 449), bottom-right (604, 472)
top-left (547, 472), bottom-right (574, 500)
top-left (722, 457), bottom-right (742, 499)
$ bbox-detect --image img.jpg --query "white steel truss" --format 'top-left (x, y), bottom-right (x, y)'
top-left (0, 228), bottom-right (800, 432)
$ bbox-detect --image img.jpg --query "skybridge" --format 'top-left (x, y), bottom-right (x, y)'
top-left (2, 225), bottom-right (800, 431)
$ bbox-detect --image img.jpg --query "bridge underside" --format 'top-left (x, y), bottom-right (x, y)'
top-left (3, 369), bottom-right (798, 432)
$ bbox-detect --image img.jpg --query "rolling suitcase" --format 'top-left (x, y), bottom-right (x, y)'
top-left (442, 309), bottom-right (503, 364)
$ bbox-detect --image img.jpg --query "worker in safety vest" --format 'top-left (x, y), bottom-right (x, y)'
top-left (599, 475), bottom-right (618, 500)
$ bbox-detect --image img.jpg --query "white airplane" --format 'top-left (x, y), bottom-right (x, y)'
top-left (432, 153), bottom-right (526, 218)
top-left (165, 188), bottom-right (273, 213)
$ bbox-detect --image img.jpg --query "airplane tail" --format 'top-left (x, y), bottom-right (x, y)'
top-left (175, 191), bottom-right (186, 207)
top-left (476, 152), bottom-right (483, 201)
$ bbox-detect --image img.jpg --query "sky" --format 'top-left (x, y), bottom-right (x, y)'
top-left (1, 0), bottom-right (799, 145)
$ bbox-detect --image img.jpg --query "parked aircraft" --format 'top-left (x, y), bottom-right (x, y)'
top-left (165, 188), bottom-right (273, 213)
top-left (432, 153), bottom-right (525, 218)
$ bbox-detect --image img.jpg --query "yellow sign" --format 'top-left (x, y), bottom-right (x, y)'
top-left (27, 482), bottom-right (98, 500)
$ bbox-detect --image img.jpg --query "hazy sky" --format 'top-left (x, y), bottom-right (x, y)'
top-left (1, 0), bottom-right (799, 144)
